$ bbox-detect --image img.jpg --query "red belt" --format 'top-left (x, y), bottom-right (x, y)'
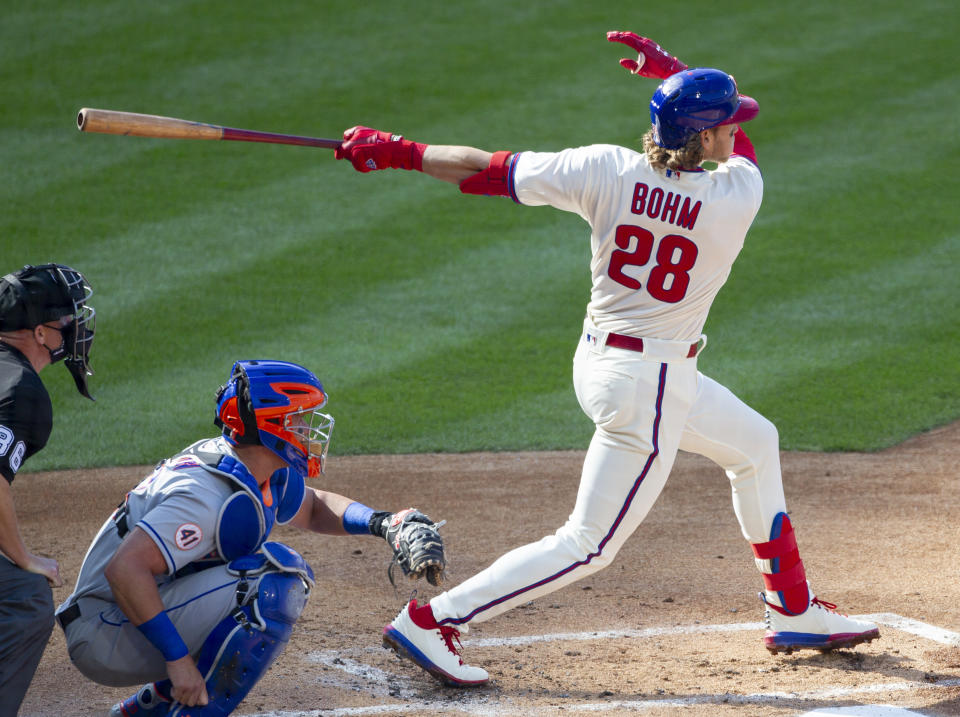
top-left (605, 332), bottom-right (700, 358)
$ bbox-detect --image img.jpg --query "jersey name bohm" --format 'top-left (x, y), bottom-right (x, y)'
top-left (630, 183), bottom-right (701, 230)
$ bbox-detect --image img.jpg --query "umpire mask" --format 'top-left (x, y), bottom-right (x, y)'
top-left (0, 264), bottom-right (97, 399)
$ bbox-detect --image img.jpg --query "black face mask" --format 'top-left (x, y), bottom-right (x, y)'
top-left (42, 322), bottom-right (68, 364)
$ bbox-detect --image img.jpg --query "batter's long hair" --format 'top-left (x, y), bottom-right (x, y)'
top-left (642, 128), bottom-right (705, 171)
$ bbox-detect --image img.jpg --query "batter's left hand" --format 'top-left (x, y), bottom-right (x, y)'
top-left (335, 126), bottom-right (425, 173)
top-left (606, 31), bottom-right (688, 80)
top-left (335, 126), bottom-right (392, 171)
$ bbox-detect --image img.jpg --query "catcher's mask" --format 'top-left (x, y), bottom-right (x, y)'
top-left (0, 263), bottom-right (96, 399)
top-left (649, 68), bottom-right (759, 149)
top-left (215, 359), bottom-right (334, 478)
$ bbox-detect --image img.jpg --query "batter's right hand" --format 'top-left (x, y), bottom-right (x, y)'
top-left (25, 553), bottom-right (62, 587)
top-left (337, 126), bottom-right (396, 150)
top-left (168, 655), bottom-right (209, 707)
top-left (606, 31), bottom-right (688, 80)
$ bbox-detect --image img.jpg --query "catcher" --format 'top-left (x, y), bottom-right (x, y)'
top-left (55, 359), bottom-right (445, 716)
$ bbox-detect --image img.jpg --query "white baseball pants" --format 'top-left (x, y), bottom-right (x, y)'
top-left (430, 322), bottom-right (787, 629)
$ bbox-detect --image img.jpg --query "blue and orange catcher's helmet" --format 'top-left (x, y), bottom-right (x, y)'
top-left (649, 68), bottom-right (759, 149)
top-left (215, 359), bottom-right (334, 478)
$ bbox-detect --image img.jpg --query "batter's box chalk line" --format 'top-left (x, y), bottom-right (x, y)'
top-left (801, 705), bottom-right (934, 716)
top-left (247, 614), bottom-right (960, 717)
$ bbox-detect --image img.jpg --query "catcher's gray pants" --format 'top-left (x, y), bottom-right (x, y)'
top-left (60, 565), bottom-right (240, 687)
top-left (0, 557), bottom-right (55, 717)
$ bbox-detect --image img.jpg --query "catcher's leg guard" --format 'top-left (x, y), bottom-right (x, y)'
top-left (751, 512), bottom-right (808, 616)
top-left (167, 553), bottom-right (311, 716)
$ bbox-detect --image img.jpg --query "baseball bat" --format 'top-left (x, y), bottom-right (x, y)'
top-left (76, 108), bottom-right (342, 150)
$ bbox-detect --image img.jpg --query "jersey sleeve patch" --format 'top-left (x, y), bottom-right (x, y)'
top-left (174, 523), bottom-right (203, 550)
top-left (137, 489), bottom-right (221, 574)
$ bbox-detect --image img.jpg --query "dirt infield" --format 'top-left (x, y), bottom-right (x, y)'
top-left (16, 421), bottom-right (960, 716)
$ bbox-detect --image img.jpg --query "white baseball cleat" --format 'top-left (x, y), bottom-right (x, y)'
top-left (382, 599), bottom-right (489, 686)
top-left (762, 592), bottom-right (880, 655)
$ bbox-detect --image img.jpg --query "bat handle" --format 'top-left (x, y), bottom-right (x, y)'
top-left (221, 126), bottom-right (342, 149)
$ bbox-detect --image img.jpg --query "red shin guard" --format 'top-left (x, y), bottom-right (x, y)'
top-left (751, 514), bottom-right (808, 616)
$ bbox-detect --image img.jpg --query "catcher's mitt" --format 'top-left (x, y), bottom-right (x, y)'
top-left (381, 508), bottom-right (446, 587)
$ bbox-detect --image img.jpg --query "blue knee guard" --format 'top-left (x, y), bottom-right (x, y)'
top-left (168, 548), bottom-right (311, 716)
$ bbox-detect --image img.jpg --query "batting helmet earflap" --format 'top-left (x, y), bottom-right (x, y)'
top-left (215, 360), bottom-right (335, 478)
top-left (649, 68), bottom-right (759, 150)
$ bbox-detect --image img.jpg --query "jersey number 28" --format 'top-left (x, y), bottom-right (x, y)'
top-left (607, 224), bottom-right (698, 303)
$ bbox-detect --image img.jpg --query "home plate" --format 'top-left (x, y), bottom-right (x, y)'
top-left (800, 707), bottom-right (928, 716)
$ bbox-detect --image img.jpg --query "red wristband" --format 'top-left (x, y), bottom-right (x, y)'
top-left (396, 141), bottom-right (427, 172)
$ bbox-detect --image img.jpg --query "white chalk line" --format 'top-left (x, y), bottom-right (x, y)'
top-left (247, 614), bottom-right (960, 716)
top-left (801, 705), bottom-right (930, 717)
top-left (460, 614), bottom-right (960, 649)
top-left (250, 678), bottom-right (960, 717)
top-left (305, 653), bottom-right (420, 702)
top-left (862, 613), bottom-right (960, 647)
top-left (461, 620), bottom-right (766, 648)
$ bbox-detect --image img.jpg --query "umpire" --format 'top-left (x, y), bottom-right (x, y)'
top-left (0, 263), bottom-right (95, 715)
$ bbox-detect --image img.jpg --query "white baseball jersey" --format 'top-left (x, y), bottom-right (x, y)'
top-left (511, 145), bottom-right (763, 340)
top-left (62, 437), bottom-right (239, 606)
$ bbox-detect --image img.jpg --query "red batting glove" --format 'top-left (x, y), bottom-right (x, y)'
top-left (335, 125), bottom-right (426, 173)
top-left (606, 31), bottom-right (688, 80)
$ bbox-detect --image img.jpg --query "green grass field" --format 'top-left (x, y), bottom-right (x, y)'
top-left (3, 1), bottom-right (958, 470)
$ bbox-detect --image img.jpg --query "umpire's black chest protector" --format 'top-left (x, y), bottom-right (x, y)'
top-left (0, 343), bottom-right (53, 482)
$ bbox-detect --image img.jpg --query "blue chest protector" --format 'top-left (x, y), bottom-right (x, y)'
top-left (175, 441), bottom-right (306, 561)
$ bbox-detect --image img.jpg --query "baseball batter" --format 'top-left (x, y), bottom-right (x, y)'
top-left (56, 359), bottom-right (448, 715)
top-left (335, 32), bottom-right (880, 686)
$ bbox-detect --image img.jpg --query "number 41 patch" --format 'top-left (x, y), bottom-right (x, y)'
top-left (175, 523), bottom-right (203, 550)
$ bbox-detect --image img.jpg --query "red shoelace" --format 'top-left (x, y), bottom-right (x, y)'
top-left (812, 596), bottom-right (841, 612)
top-left (439, 625), bottom-right (465, 664)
